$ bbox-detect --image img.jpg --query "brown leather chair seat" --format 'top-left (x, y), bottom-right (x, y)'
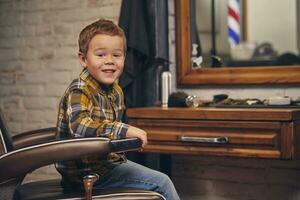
top-left (16, 179), bottom-right (165, 200)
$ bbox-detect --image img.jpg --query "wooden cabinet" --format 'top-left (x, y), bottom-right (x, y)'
top-left (127, 107), bottom-right (300, 159)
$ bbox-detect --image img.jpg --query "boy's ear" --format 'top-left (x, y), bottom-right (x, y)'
top-left (78, 52), bottom-right (87, 68)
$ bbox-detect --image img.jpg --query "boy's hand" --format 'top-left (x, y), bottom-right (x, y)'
top-left (126, 126), bottom-right (148, 148)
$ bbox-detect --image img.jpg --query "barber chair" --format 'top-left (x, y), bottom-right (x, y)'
top-left (0, 109), bottom-right (165, 200)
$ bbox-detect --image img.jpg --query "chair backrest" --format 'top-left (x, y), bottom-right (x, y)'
top-left (0, 109), bottom-right (14, 154)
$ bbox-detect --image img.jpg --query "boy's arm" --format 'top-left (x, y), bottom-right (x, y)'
top-left (66, 89), bottom-right (129, 139)
top-left (126, 126), bottom-right (148, 148)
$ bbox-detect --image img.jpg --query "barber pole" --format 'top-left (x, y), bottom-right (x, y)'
top-left (228, 0), bottom-right (240, 46)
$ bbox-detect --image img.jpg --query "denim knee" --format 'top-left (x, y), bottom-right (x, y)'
top-left (155, 172), bottom-right (179, 200)
top-left (159, 173), bottom-right (172, 188)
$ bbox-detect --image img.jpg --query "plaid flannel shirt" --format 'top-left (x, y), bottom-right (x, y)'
top-left (55, 68), bottom-right (129, 184)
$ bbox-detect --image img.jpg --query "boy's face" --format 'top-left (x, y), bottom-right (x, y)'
top-left (79, 34), bottom-right (125, 86)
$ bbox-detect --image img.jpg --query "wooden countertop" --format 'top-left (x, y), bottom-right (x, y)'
top-left (127, 107), bottom-right (300, 121)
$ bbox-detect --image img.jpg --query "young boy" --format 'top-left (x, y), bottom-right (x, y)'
top-left (55, 19), bottom-right (180, 200)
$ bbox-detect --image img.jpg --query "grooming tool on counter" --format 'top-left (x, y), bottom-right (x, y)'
top-left (168, 91), bottom-right (200, 107)
top-left (161, 71), bottom-right (172, 108)
top-left (265, 96), bottom-right (291, 106)
top-left (213, 94), bottom-right (228, 103)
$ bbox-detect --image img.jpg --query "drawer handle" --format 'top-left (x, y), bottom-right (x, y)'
top-left (179, 136), bottom-right (229, 144)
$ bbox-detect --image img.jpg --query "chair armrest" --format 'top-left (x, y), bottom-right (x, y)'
top-left (0, 138), bottom-right (110, 183)
top-left (12, 127), bottom-right (56, 149)
top-left (0, 137), bottom-right (143, 183)
top-left (110, 138), bottom-right (142, 153)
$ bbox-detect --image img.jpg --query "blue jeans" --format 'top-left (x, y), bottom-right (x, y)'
top-left (93, 160), bottom-right (180, 200)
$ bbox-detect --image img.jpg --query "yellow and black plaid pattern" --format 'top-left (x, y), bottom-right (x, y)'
top-left (55, 68), bottom-right (129, 184)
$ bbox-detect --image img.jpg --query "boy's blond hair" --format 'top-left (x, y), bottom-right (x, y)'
top-left (78, 19), bottom-right (127, 55)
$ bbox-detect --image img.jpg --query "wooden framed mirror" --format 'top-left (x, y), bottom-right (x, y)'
top-left (175, 0), bottom-right (300, 86)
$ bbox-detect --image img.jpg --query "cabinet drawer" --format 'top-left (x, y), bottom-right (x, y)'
top-left (129, 119), bottom-right (293, 159)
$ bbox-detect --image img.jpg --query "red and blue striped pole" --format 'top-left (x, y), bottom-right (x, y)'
top-left (228, 0), bottom-right (240, 46)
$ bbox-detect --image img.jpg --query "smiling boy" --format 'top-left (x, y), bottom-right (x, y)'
top-left (55, 19), bottom-right (180, 200)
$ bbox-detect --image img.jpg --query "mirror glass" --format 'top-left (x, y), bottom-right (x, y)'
top-left (175, 0), bottom-right (300, 86)
top-left (191, 0), bottom-right (299, 68)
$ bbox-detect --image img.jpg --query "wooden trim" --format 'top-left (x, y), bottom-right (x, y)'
top-left (280, 122), bottom-right (294, 158)
top-left (127, 107), bottom-right (300, 121)
top-left (144, 144), bottom-right (281, 158)
top-left (175, 0), bottom-right (300, 86)
top-left (175, 0), bottom-right (191, 82)
top-left (295, 121), bottom-right (300, 159)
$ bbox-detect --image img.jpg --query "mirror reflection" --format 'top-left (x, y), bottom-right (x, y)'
top-left (191, 0), bottom-right (300, 68)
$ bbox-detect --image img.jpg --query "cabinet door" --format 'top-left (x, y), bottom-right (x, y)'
top-left (129, 119), bottom-right (294, 159)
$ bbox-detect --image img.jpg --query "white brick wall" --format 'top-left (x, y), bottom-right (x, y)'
top-left (0, 0), bottom-right (121, 133)
top-left (1, 0), bottom-right (299, 199)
